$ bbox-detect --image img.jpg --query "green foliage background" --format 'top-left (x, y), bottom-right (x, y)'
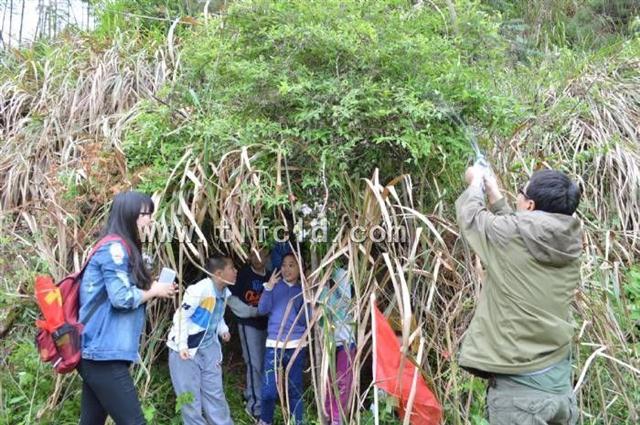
top-left (123, 0), bottom-right (520, 198)
top-left (1, 0), bottom-right (639, 424)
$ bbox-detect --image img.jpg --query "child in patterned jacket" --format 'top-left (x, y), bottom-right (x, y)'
top-left (167, 257), bottom-right (236, 425)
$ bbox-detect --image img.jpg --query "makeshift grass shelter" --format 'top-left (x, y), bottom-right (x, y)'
top-left (1, 1), bottom-right (639, 423)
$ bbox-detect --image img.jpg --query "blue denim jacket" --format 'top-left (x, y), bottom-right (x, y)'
top-left (79, 240), bottom-right (145, 362)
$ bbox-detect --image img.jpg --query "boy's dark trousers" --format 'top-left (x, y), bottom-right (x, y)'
top-left (260, 347), bottom-right (307, 425)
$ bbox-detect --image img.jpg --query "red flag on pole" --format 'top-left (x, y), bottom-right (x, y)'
top-left (373, 303), bottom-right (442, 425)
top-left (35, 275), bottom-right (65, 333)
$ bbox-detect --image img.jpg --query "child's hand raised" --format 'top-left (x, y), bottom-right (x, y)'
top-left (263, 270), bottom-right (280, 291)
top-left (221, 332), bottom-right (231, 342)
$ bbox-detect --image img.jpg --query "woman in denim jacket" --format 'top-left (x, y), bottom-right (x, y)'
top-left (78, 191), bottom-right (175, 425)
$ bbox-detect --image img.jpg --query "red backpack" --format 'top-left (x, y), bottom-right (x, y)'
top-left (34, 235), bottom-right (129, 374)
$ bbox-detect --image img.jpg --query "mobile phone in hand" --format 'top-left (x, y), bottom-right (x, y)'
top-left (158, 267), bottom-right (177, 285)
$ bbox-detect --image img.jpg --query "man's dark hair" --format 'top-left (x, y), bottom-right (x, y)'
top-left (526, 170), bottom-right (581, 215)
top-left (206, 256), bottom-right (231, 274)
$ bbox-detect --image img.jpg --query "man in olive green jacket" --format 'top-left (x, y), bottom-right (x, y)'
top-left (456, 166), bottom-right (582, 425)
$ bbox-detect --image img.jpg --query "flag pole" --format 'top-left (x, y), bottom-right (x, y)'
top-left (370, 293), bottom-right (380, 425)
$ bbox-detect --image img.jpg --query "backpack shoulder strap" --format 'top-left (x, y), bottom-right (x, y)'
top-left (82, 291), bottom-right (108, 326)
top-left (77, 234), bottom-right (130, 278)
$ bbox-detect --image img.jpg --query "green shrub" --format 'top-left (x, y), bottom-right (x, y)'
top-left (123, 0), bottom-right (522, 200)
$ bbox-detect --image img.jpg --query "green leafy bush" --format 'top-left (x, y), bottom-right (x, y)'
top-left (123, 0), bottom-right (522, 199)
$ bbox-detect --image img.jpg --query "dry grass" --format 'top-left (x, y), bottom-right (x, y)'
top-left (0, 33), bottom-right (638, 424)
top-left (0, 30), bottom-right (175, 271)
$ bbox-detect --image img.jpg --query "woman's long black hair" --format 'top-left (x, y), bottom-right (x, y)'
top-left (101, 191), bottom-right (154, 290)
